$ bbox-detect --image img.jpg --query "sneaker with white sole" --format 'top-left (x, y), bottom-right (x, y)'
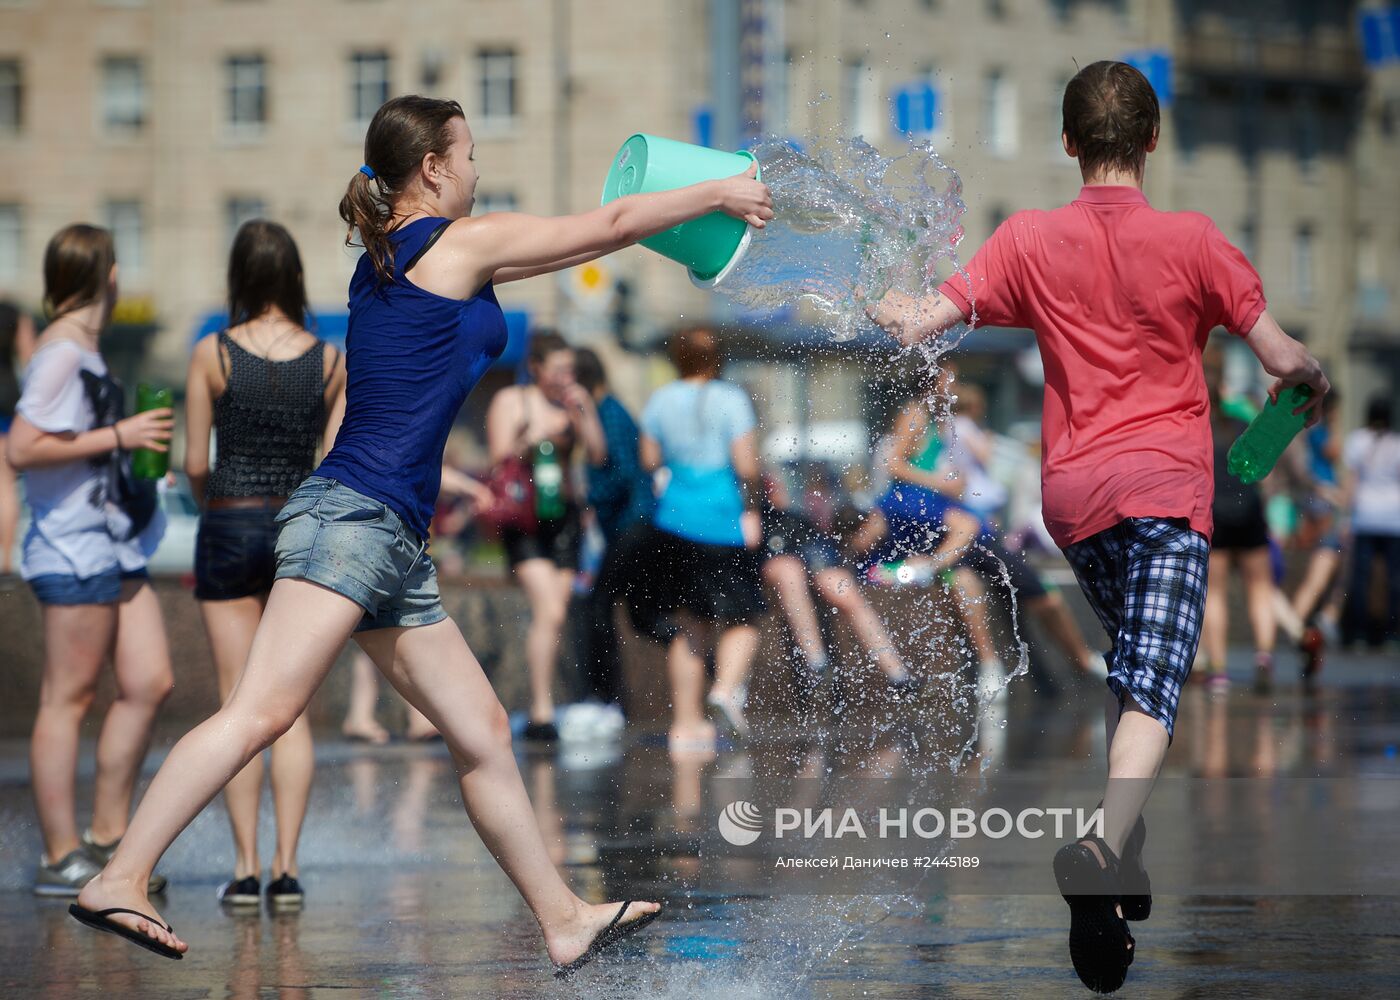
top-left (33, 849), bottom-right (103, 897)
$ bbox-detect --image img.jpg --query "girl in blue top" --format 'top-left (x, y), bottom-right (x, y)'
top-left (74, 95), bottom-right (772, 974)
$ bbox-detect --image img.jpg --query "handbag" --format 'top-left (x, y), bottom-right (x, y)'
top-left (477, 396), bottom-right (538, 537)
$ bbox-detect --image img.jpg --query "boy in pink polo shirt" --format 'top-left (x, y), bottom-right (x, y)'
top-left (870, 61), bottom-right (1329, 993)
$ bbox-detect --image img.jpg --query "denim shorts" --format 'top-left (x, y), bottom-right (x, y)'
top-left (273, 476), bottom-right (446, 632)
top-left (195, 507), bottom-right (280, 601)
top-left (28, 567), bottom-right (149, 606)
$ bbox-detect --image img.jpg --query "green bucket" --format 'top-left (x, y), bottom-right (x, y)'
top-left (600, 134), bottom-right (758, 284)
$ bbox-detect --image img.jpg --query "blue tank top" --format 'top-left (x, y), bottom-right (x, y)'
top-left (317, 217), bottom-right (507, 540)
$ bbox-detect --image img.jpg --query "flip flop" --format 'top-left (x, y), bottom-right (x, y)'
top-left (69, 903), bottom-right (183, 960)
top-left (552, 901), bottom-right (660, 980)
top-left (1053, 838), bottom-right (1134, 993)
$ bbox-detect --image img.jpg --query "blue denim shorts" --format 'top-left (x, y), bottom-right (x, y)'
top-left (273, 476), bottom-right (446, 632)
top-left (28, 567), bottom-right (149, 606)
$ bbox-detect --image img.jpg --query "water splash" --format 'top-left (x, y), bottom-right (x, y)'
top-left (708, 135), bottom-right (970, 348)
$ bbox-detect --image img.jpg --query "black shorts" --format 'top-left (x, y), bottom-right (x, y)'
top-left (1211, 513), bottom-right (1270, 551)
top-left (503, 505), bottom-right (582, 569)
top-left (627, 526), bottom-right (767, 641)
top-left (195, 507), bottom-right (280, 601)
top-left (761, 507), bottom-right (843, 573)
top-left (960, 537), bottom-right (1049, 601)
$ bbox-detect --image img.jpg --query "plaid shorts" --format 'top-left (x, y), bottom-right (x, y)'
top-left (1062, 517), bottom-right (1210, 741)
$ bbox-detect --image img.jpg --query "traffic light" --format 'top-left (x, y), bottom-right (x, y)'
top-left (612, 277), bottom-right (633, 342)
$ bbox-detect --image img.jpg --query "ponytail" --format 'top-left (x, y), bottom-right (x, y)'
top-left (338, 95), bottom-right (465, 287)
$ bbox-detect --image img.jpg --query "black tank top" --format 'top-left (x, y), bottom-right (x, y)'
top-left (206, 332), bottom-right (330, 500)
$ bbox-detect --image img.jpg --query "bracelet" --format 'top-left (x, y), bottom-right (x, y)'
top-left (111, 424), bottom-right (124, 450)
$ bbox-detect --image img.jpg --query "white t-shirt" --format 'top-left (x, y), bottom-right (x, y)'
top-left (1344, 427), bottom-right (1400, 537)
top-left (946, 414), bottom-right (1008, 517)
top-left (17, 339), bottom-right (164, 580)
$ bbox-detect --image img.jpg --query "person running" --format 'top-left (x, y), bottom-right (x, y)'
top-left (638, 326), bottom-right (766, 752)
top-left (7, 224), bottom-right (175, 897)
top-left (0, 300), bottom-right (37, 574)
top-left (485, 331), bottom-right (605, 743)
top-left (572, 347), bottom-right (655, 716)
top-left (184, 219), bottom-right (347, 909)
top-left (868, 62), bottom-right (1328, 992)
top-left (1199, 340), bottom-right (1278, 693)
top-left (71, 94), bottom-right (770, 970)
top-left (1341, 396), bottom-right (1400, 647)
top-left (758, 472), bottom-right (918, 698)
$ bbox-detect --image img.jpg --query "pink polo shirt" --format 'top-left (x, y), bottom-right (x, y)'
top-left (938, 185), bottom-right (1266, 547)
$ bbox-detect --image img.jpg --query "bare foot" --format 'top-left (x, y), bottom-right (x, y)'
top-left (342, 720), bottom-right (390, 745)
top-left (543, 899), bottom-right (662, 969)
top-left (405, 722), bottom-right (440, 742)
top-left (75, 872), bottom-right (188, 955)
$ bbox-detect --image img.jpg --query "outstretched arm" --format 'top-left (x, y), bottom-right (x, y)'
top-left (866, 288), bottom-right (968, 348)
top-left (416, 164), bottom-right (772, 297)
top-left (1242, 310), bottom-right (1330, 425)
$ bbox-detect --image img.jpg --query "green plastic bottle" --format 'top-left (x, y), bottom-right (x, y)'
top-left (130, 383), bottom-right (173, 480)
top-left (533, 440), bottom-right (565, 521)
top-left (1226, 384), bottom-right (1312, 485)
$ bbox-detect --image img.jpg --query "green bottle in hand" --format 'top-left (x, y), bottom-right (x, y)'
top-left (533, 441), bottom-right (565, 521)
top-left (130, 384), bottom-right (173, 480)
top-left (1227, 384), bottom-right (1312, 485)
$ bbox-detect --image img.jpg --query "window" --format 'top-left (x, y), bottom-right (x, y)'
top-left (225, 196), bottom-right (266, 249)
top-left (987, 203), bottom-right (1008, 234)
top-left (477, 48), bottom-right (517, 125)
top-left (0, 59), bottom-right (21, 134)
top-left (350, 51), bottom-right (390, 126)
top-left (768, 48), bottom-right (793, 134)
top-left (1296, 93), bottom-right (1318, 178)
top-left (475, 191), bottom-right (517, 214)
top-left (1293, 225), bottom-right (1313, 307)
top-left (0, 203), bottom-right (20, 287)
top-left (225, 55), bottom-right (267, 133)
top-left (983, 68), bottom-right (1018, 157)
top-left (843, 58), bottom-right (882, 141)
top-left (101, 57), bottom-right (145, 133)
top-left (105, 200), bottom-right (145, 280)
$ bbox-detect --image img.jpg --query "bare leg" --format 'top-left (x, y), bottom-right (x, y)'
top-left (514, 558), bottom-right (572, 725)
top-left (198, 594), bottom-right (267, 878)
top-left (31, 603), bottom-right (116, 862)
top-left (1027, 590), bottom-right (1097, 674)
top-left (1292, 548), bottom-right (1340, 623)
top-left (1240, 547), bottom-right (1278, 655)
top-left (342, 651), bottom-right (389, 744)
top-left (813, 568), bottom-right (907, 677)
top-left (267, 712), bottom-right (313, 877)
top-left (1100, 694), bottom-right (1168, 858)
top-left (711, 623), bottom-right (760, 699)
top-left (76, 579), bottom-right (365, 953)
top-left (1201, 550), bottom-right (1232, 671)
top-left (0, 435), bottom-right (18, 574)
top-left (667, 624), bottom-right (715, 745)
top-left (354, 618), bottom-right (660, 966)
top-left (951, 568), bottom-right (998, 664)
top-left (1271, 587), bottom-right (1305, 644)
top-left (762, 555), bottom-right (827, 666)
top-left (89, 580), bottom-right (175, 844)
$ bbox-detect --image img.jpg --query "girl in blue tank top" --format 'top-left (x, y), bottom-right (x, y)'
top-left (71, 95), bottom-right (772, 975)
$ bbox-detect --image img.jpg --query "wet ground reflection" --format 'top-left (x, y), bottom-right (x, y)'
top-left (2, 652), bottom-right (1398, 997)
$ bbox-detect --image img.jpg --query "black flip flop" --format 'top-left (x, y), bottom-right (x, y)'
top-left (552, 901), bottom-right (659, 980)
top-left (69, 903), bottom-right (183, 960)
top-left (1053, 837), bottom-right (1134, 993)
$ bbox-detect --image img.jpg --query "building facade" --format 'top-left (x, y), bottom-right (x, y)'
top-left (1, 0), bottom-right (1395, 434)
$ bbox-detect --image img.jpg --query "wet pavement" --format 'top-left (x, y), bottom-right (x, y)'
top-left (1, 646), bottom-right (1398, 998)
